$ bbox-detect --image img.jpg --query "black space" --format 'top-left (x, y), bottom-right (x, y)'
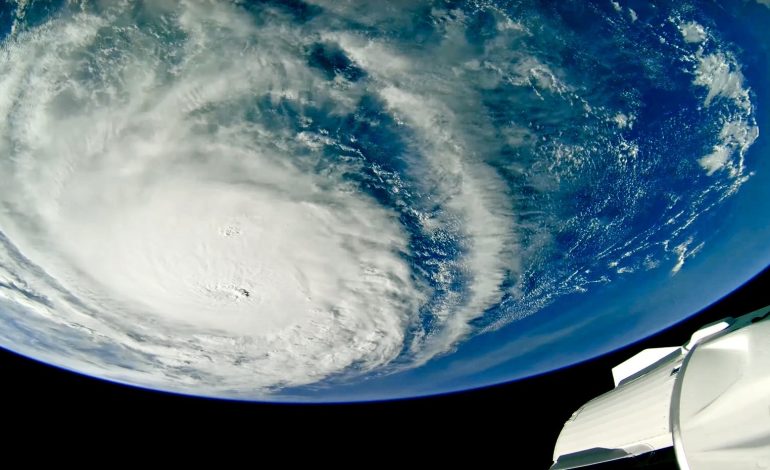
top-left (2, 264), bottom-right (769, 466)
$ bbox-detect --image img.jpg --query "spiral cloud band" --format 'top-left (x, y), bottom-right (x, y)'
top-left (0, 1), bottom-right (758, 399)
top-left (0, 2), bottom-right (441, 391)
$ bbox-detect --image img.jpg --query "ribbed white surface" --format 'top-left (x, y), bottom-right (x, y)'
top-left (553, 349), bottom-right (683, 462)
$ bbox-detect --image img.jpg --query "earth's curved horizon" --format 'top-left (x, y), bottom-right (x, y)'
top-left (0, 0), bottom-right (769, 402)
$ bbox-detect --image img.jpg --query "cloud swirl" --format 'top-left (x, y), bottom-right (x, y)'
top-left (0, 1), bottom-right (759, 399)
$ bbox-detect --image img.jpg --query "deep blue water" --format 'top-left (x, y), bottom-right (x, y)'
top-left (0, 0), bottom-right (768, 401)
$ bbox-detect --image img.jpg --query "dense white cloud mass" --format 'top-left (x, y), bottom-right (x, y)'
top-left (0, 1), bottom-right (432, 393)
top-left (0, 1), bottom-right (760, 399)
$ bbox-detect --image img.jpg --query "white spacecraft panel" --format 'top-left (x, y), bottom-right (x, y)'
top-left (683, 320), bottom-right (731, 351)
top-left (552, 348), bottom-right (684, 468)
top-left (612, 347), bottom-right (680, 387)
top-left (551, 304), bottom-right (770, 469)
top-left (672, 316), bottom-right (770, 470)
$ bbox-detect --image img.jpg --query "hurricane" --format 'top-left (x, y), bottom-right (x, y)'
top-left (0, 0), bottom-right (765, 401)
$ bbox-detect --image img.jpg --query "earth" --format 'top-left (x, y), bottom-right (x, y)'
top-left (0, 0), bottom-right (768, 402)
